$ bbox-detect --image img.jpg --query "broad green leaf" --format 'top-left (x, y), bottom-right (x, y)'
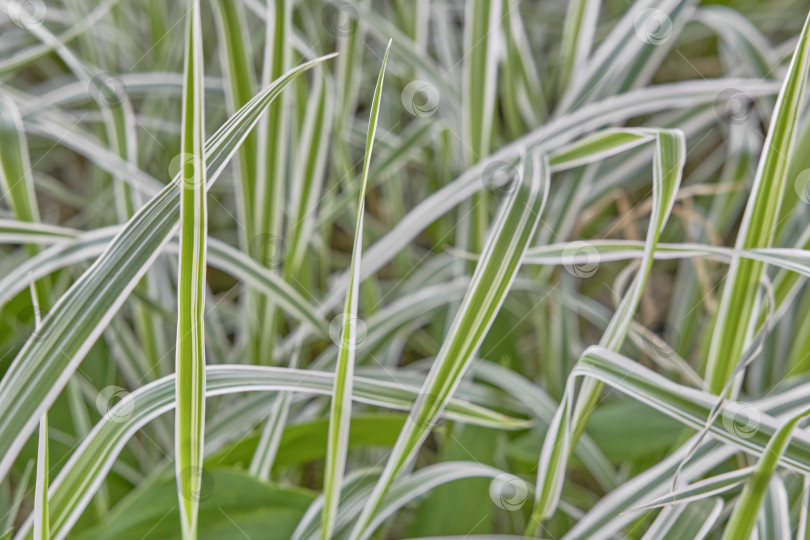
top-left (218, 414), bottom-right (408, 471)
top-left (72, 469), bottom-right (314, 540)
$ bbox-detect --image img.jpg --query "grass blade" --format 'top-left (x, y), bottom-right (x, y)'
top-left (31, 288), bottom-right (47, 540)
top-left (557, 0), bottom-right (600, 98)
top-left (250, 0), bottom-right (292, 367)
top-left (174, 0), bottom-right (207, 537)
top-left (464, 0), bottom-right (501, 250)
top-left (721, 406), bottom-right (810, 540)
top-left (0, 97), bottom-right (40, 227)
top-left (321, 39), bottom-right (391, 540)
top-left (704, 10), bottom-right (810, 394)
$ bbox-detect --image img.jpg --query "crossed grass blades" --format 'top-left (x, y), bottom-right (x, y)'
top-left (2, 0), bottom-right (810, 539)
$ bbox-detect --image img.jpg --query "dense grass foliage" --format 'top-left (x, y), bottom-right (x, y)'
top-left (2, 0), bottom-right (810, 539)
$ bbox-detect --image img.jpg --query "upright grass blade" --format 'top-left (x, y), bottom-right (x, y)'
top-left (557, 0), bottom-right (600, 99)
top-left (251, 0), bottom-right (292, 367)
top-left (704, 10), bottom-right (810, 394)
top-left (0, 52), bottom-right (335, 486)
top-left (350, 149), bottom-right (550, 540)
top-left (284, 68), bottom-right (333, 279)
top-left (721, 406), bottom-right (810, 540)
top-left (210, 0), bottom-right (257, 238)
top-left (0, 95), bottom-right (50, 306)
top-left (321, 40), bottom-right (391, 540)
top-left (500, 0), bottom-right (546, 134)
top-left (174, 1), bottom-right (207, 538)
top-left (464, 0), bottom-right (501, 251)
top-left (331, 0), bottom-right (364, 183)
top-left (0, 97), bottom-right (40, 227)
top-left (30, 287), bottom-right (47, 540)
top-left (1, 93), bottom-right (49, 540)
top-left (3, 461), bottom-right (33, 539)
